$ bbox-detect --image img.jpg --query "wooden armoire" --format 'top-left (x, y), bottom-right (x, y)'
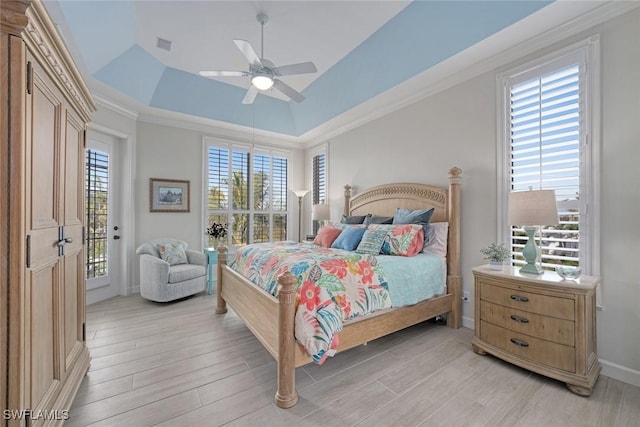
top-left (1, 1), bottom-right (95, 425)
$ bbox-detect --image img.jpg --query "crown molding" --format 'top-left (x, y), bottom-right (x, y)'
top-left (93, 93), bottom-right (138, 120)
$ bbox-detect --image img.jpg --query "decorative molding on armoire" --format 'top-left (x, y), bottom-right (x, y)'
top-left (23, 0), bottom-right (95, 121)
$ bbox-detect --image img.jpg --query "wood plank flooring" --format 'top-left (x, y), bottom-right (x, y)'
top-left (68, 293), bottom-right (639, 426)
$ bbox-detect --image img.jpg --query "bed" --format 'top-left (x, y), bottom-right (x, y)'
top-left (215, 167), bottom-right (462, 408)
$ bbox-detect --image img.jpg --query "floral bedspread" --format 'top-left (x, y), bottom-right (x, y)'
top-left (228, 241), bottom-right (392, 364)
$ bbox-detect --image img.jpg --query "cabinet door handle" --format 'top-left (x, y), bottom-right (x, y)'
top-left (510, 294), bottom-right (529, 302)
top-left (510, 315), bottom-right (529, 324)
top-left (510, 338), bottom-right (530, 347)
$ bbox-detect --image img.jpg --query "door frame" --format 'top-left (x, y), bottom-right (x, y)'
top-left (87, 123), bottom-right (135, 299)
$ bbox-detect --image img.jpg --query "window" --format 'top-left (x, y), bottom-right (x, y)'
top-left (311, 146), bottom-right (328, 235)
top-left (498, 37), bottom-right (600, 280)
top-left (205, 138), bottom-right (289, 248)
top-left (85, 149), bottom-right (109, 279)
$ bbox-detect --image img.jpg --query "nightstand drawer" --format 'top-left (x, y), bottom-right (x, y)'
top-left (480, 321), bottom-right (575, 372)
top-left (480, 301), bottom-right (574, 346)
top-left (480, 282), bottom-right (574, 320)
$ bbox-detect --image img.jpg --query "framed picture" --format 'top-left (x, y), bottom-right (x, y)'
top-left (149, 178), bottom-right (190, 213)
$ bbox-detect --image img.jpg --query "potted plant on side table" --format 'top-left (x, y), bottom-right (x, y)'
top-left (480, 242), bottom-right (511, 270)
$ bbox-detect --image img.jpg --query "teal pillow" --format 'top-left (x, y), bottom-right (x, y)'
top-left (331, 227), bottom-right (367, 251)
top-left (355, 229), bottom-right (387, 255)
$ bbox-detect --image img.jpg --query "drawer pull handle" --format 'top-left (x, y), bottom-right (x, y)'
top-left (510, 294), bottom-right (529, 302)
top-left (510, 338), bottom-right (529, 347)
top-left (510, 315), bottom-right (529, 324)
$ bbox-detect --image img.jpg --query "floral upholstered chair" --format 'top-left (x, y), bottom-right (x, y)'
top-left (136, 238), bottom-right (207, 302)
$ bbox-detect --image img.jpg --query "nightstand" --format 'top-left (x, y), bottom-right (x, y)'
top-left (202, 248), bottom-right (218, 295)
top-left (472, 265), bottom-right (600, 396)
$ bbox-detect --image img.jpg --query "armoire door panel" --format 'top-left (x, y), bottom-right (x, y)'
top-left (28, 263), bottom-right (61, 409)
top-left (29, 70), bottom-right (61, 230)
top-left (64, 108), bottom-right (84, 226)
top-left (63, 249), bottom-right (83, 371)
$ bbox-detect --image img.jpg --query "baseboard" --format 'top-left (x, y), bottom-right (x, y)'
top-left (129, 285), bottom-right (140, 295)
top-left (462, 315), bottom-right (474, 330)
top-left (460, 316), bottom-right (638, 387)
top-left (600, 359), bottom-right (640, 387)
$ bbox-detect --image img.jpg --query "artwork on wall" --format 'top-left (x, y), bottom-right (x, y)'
top-left (150, 178), bottom-right (190, 213)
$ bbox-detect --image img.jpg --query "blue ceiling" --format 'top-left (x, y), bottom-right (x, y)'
top-left (56, 0), bottom-right (552, 137)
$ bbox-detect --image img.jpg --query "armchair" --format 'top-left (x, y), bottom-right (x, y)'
top-left (136, 238), bottom-right (207, 302)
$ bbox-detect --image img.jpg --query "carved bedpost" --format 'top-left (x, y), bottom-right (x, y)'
top-left (275, 272), bottom-right (298, 408)
top-left (447, 167), bottom-right (462, 329)
top-left (215, 246), bottom-right (228, 314)
top-left (344, 184), bottom-right (352, 216)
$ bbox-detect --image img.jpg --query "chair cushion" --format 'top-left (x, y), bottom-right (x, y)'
top-left (158, 242), bottom-right (188, 265)
top-left (168, 264), bottom-right (206, 283)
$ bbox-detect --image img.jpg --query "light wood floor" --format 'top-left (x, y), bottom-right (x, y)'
top-left (68, 292), bottom-right (640, 426)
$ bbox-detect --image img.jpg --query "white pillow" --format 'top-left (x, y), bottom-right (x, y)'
top-left (424, 222), bottom-right (448, 258)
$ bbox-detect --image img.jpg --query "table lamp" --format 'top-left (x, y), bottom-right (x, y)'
top-left (508, 188), bottom-right (559, 274)
top-left (312, 203), bottom-right (330, 229)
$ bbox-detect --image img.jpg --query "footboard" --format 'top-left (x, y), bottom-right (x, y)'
top-left (216, 248), bottom-right (299, 407)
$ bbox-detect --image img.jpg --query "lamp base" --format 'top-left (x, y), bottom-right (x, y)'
top-left (519, 262), bottom-right (544, 275)
top-left (520, 226), bottom-right (543, 275)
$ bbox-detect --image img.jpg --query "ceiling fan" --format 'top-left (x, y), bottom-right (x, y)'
top-left (199, 13), bottom-right (317, 104)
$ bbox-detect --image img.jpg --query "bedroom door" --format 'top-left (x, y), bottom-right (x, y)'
top-left (86, 134), bottom-right (121, 304)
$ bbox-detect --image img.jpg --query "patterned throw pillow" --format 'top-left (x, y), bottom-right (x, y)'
top-left (355, 229), bottom-right (388, 255)
top-left (157, 242), bottom-right (188, 265)
top-left (393, 208), bottom-right (435, 252)
top-left (367, 224), bottom-right (424, 257)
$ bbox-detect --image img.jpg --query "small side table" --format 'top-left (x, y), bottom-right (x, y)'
top-left (203, 248), bottom-right (218, 295)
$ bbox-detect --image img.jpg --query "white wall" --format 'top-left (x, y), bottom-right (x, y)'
top-left (322, 9), bottom-right (640, 385)
top-left (133, 121), bottom-right (306, 288)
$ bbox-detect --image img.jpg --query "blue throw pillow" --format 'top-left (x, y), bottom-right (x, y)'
top-left (331, 227), bottom-right (367, 251)
top-left (392, 208), bottom-right (435, 252)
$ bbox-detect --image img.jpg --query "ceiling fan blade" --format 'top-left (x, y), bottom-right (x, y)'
top-left (273, 79), bottom-right (305, 103)
top-left (272, 62), bottom-right (317, 77)
top-left (242, 85), bottom-right (259, 105)
top-left (234, 39), bottom-right (263, 67)
top-left (199, 70), bottom-right (248, 77)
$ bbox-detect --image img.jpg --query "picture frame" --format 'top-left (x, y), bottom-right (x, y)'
top-left (149, 178), bottom-right (190, 213)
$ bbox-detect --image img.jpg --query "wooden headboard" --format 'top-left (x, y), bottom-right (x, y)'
top-left (342, 167), bottom-right (463, 327)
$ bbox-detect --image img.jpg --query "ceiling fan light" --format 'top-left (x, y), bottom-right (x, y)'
top-left (252, 75), bottom-right (274, 90)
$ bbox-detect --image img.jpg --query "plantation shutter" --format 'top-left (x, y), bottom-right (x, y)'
top-left (312, 153), bottom-right (326, 234)
top-left (509, 63), bottom-right (581, 268)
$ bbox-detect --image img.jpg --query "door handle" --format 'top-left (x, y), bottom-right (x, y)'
top-left (114, 235), bottom-right (120, 240)
top-left (57, 237), bottom-right (73, 247)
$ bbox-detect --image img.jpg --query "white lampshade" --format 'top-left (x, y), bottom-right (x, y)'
top-left (312, 203), bottom-right (330, 221)
top-left (508, 189), bottom-right (559, 226)
top-left (292, 189), bottom-right (309, 198)
top-left (252, 75), bottom-right (274, 90)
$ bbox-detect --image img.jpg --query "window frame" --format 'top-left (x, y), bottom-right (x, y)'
top-left (203, 136), bottom-right (291, 249)
top-left (496, 35), bottom-right (601, 303)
